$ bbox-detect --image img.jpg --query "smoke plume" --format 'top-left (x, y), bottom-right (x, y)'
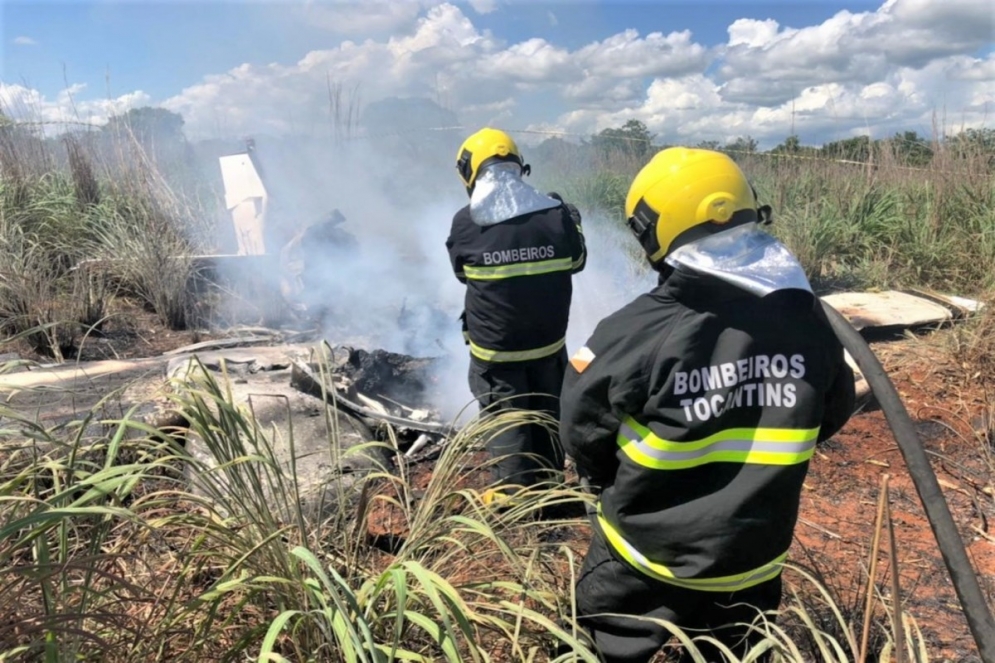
top-left (212, 117), bottom-right (655, 423)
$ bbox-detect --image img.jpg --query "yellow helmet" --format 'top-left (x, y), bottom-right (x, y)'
top-left (625, 147), bottom-right (762, 264)
top-left (456, 127), bottom-right (528, 194)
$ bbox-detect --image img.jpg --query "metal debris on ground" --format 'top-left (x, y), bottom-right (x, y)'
top-left (820, 290), bottom-right (982, 332)
top-left (164, 343), bottom-right (452, 520)
top-left (290, 345), bottom-right (455, 463)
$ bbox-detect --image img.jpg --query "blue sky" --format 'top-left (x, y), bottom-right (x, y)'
top-left (1, 0), bottom-right (991, 146)
top-left (2, 2), bottom-right (307, 97)
top-left (2, 0), bottom-right (881, 99)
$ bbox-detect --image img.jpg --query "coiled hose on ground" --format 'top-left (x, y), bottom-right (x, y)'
top-left (820, 300), bottom-right (995, 663)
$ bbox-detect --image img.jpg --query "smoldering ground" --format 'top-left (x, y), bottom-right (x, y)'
top-left (210, 125), bottom-right (655, 423)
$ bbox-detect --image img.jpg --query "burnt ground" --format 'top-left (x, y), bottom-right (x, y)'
top-left (2, 297), bottom-right (227, 364)
top-left (795, 339), bottom-right (995, 661)
top-left (3, 301), bottom-right (993, 661)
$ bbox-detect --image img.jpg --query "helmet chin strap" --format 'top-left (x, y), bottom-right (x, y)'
top-left (758, 204), bottom-right (773, 225)
top-left (626, 198), bottom-right (664, 261)
top-left (628, 201), bottom-right (775, 265)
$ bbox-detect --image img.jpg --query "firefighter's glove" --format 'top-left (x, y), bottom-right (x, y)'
top-left (566, 203), bottom-right (582, 227)
top-left (576, 469), bottom-right (608, 496)
top-left (480, 485), bottom-right (527, 512)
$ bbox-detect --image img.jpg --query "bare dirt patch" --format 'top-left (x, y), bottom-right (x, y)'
top-left (796, 337), bottom-right (994, 662)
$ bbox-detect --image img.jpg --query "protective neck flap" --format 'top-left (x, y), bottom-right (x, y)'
top-left (469, 163), bottom-right (560, 226)
top-left (665, 224), bottom-right (812, 296)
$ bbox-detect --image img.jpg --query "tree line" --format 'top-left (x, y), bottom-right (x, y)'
top-left (576, 119), bottom-right (995, 168)
top-left (3, 104), bottom-right (993, 178)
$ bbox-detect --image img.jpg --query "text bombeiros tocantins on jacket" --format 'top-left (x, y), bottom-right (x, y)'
top-left (674, 354), bottom-right (808, 422)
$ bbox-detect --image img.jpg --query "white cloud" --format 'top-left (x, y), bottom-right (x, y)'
top-left (716, 0), bottom-right (995, 106)
top-left (57, 83), bottom-right (88, 105)
top-left (726, 19), bottom-right (778, 48)
top-left (561, 30), bottom-right (710, 107)
top-left (549, 50), bottom-right (993, 147)
top-left (161, 4), bottom-right (713, 138)
top-left (0, 83), bottom-right (43, 112)
top-left (547, 11), bottom-right (558, 27)
top-left (467, 0), bottom-right (497, 14)
top-left (563, 78), bottom-right (646, 110)
top-left (0, 82), bottom-right (151, 130)
top-left (946, 52), bottom-right (995, 82)
top-left (885, 0), bottom-right (995, 46)
top-left (163, 4), bottom-right (503, 136)
top-left (297, 0), bottom-right (437, 35)
top-left (476, 38), bottom-right (574, 83)
top-left (576, 30), bottom-right (709, 80)
top-left (13, 36), bottom-right (37, 46)
top-left (4, 0), bottom-right (991, 148)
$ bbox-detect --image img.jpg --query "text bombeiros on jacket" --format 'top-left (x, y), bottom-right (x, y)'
top-left (481, 245), bottom-right (557, 265)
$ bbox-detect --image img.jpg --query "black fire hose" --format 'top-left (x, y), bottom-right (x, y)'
top-left (821, 300), bottom-right (995, 662)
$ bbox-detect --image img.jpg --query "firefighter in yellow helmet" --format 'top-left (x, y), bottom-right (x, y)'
top-left (560, 148), bottom-right (854, 662)
top-left (447, 128), bottom-right (586, 494)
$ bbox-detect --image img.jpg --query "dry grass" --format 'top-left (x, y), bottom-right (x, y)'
top-left (944, 298), bottom-right (995, 387)
top-left (534, 133), bottom-right (995, 296)
top-left (0, 118), bottom-right (218, 355)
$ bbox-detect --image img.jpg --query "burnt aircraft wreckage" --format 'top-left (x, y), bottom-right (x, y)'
top-left (1, 137), bottom-right (465, 520)
top-left (213, 138), bottom-right (363, 326)
top-left (0, 338), bottom-right (457, 521)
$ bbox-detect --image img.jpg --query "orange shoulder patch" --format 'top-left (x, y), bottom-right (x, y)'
top-left (569, 346), bottom-right (596, 373)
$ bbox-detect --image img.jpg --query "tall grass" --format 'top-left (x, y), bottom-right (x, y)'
top-left (748, 152), bottom-right (995, 294)
top-left (0, 220), bottom-right (79, 360)
top-left (1, 354), bottom-right (937, 662)
top-left (535, 141), bottom-right (995, 296)
top-left (0, 119), bottom-right (216, 357)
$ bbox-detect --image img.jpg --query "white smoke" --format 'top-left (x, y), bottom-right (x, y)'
top-left (567, 214), bottom-right (656, 355)
top-left (211, 125), bottom-right (655, 424)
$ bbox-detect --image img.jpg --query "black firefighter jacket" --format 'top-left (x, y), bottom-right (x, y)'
top-left (560, 266), bottom-right (855, 591)
top-left (447, 202), bottom-right (586, 363)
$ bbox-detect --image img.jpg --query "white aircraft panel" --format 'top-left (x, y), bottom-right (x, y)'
top-left (219, 154), bottom-right (267, 210)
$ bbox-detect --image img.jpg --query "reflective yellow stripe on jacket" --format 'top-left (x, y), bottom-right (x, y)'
top-left (617, 416), bottom-right (819, 470)
top-left (469, 337), bottom-right (566, 363)
top-left (463, 257), bottom-right (583, 281)
top-left (597, 506), bottom-right (787, 591)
